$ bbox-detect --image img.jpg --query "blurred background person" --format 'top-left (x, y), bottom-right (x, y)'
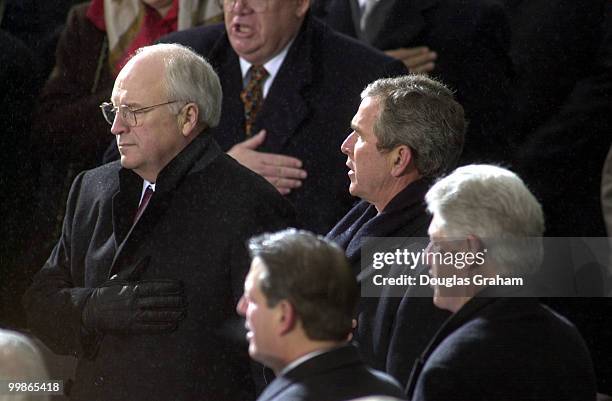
top-left (0, 29), bottom-right (40, 329)
top-left (312, 0), bottom-right (514, 165)
top-left (0, 329), bottom-right (50, 401)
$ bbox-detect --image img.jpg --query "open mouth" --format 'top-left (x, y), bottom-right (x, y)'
top-left (231, 22), bottom-right (254, 37)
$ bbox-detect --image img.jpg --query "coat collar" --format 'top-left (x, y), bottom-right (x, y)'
top-left (109, 134), bottom-right (221, 279)
top-left (257, 345), bottom-right (360, 401)
top-left (327, 178), bottom-right (432, 269)
top-left (405, 293), bottom-right (539, 397)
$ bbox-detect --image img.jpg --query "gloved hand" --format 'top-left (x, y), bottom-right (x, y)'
top-left (82, 279), bottom-right (186, 335)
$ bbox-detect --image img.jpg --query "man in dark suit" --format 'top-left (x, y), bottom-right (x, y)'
top-left (499, 2), bottom-right (612, 393)
top-left (406, 164), bottom-right (597, 401)
top-left (502, 0), bottom-right (612, 237)
top-left (159, 0), bottom-right (407, 234)
top-left (326, 75), bottom-right (464, 386)
top-left (237, 229), bottom-right (406, 401)
top-left (312, 0), bottom-right (514, 164)
top-left (23, 43), bottom-right (295, 401)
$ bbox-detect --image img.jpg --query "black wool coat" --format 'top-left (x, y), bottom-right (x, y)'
top-left (24, 134), bottom-right (296, 401)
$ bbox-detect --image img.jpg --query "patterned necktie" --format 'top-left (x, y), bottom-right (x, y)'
top-left (133, 185), bottom-right (154, 224)
top-left (240, 65), bottom-right (269, 137)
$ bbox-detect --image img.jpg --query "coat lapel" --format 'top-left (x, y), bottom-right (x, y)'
top-left (252, 17), bottom-right (313, 153)
top-left (405, 296), bottom-right (496, 397)
top-left (108, 135), bottom-right (220, 280)
top-left (111, 169), bottom-right (141, 249)
top-left (208, 33), bottom-right (246, 151)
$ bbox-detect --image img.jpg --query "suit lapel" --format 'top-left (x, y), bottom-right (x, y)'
top-left (208, 33), bottom-right (246, 151)
top-left (253, 18), bottom-right (313, 153)
top-left (111, 170), bottom-right (141, 249)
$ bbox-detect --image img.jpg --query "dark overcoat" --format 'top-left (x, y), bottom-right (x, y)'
top-left (407, 295), bottom-right (598, 401)
top-left (24, 134), bottom-right (296, 401)
top-left (256, 345), bottom-right (405, 401)
top-left (327, 180), bottom-right (449, 387)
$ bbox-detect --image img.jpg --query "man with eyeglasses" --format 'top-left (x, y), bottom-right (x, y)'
top-left (24, 43), bottom-right (295, 401)
top-left (158, 0), bottom-right (407, 235)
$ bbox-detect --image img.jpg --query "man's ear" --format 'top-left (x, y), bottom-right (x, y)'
top-left (295, 0), bottom-right (311, 18)
top-left (277, 300), bottom-right (297, 336)
top-left (390, 145), bottom-right (413, 177)
top-left (179, 103), bottom-right (200, 137)
top-left (466, 234), bottom-right (484, 253)
top-left (466, 234), bottom-right (485, 267)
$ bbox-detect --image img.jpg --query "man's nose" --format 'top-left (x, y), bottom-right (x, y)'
top-left (236, 295), bottom-right (247, 316)
top-left (229, 0), bottom-right (250, 13)
top-left (110, 113), bottom-right (126, 136)
top-left (341, 131), bottom-right (356, 155)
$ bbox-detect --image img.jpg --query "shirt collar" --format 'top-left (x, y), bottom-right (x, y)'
top-left (139, 179), bottom-right (156, 204)
top-left (239, 36), bottom-right (295, 82)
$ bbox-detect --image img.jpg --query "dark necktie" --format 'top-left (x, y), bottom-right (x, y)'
top-left (240, 65), bottom-right (269, 137)
top-left (133, 185), bottom-right (154, 224)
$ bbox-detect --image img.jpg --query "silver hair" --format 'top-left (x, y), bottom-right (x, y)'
top-left (0, 330), bottom-right (49, 401)
top-left (425, 164), bottom-right (545, 275)
top-left (361, 74), bottom-right (466, 178)
top-left (134, 43), bottom-right (222, 128)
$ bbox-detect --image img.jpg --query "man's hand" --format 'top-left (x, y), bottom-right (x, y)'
top-left (385, 46), bottom-right (437, 74)
top-left (227, 130), bottom-right (307, 195)
top-left (82, 279), bottom-right (186, 335)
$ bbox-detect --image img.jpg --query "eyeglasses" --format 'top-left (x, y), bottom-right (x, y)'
top-left (218, 0), bottom-right (269, 13)
top-left (99, 100), bottom-right (179, 127)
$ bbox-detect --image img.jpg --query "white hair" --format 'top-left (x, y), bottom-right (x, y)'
top-left (0, 330), bottom-right (49, 401)
top-left (426, 164), bottom-right (545, 275)
top-left (134, 43), bottom-right (223, 128)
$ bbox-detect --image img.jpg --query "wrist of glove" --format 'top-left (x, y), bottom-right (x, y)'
top-left (82, 279), bottom-right (186, 335)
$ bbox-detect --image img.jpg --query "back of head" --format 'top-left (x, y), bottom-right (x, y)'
top-left (0, 330), bottom-right (49, 401)
top-left (248, 229), bottom-right (358, 341)
top-left (361, 75), bottom-right (466, 178)
top-left (426, 164), bottom-right (545, 274)
top-left (131, 43), bottom-right (223, 128)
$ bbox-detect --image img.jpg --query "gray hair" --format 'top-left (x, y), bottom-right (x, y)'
top-left (425, 164), bottom-right (545, 275)
top-left (134, 43), bottom-right (222, 128)
top-left (361, 75), bottom-right (465, 178)
top-left (0, 330), bottom-right (49, 401)
top-left (248, 229), bottom-right (358, 342)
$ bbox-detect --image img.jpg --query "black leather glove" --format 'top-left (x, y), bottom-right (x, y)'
top-left (82, 279), bottom-right (186, 335)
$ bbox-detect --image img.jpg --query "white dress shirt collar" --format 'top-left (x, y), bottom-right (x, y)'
top-left (239, 37), bottom-right (295, 98)
top-left (139, 179), bottom-right (156, 205)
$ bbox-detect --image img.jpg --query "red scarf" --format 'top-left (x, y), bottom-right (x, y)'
top-left (86, 0), bottom-right (179, 75)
